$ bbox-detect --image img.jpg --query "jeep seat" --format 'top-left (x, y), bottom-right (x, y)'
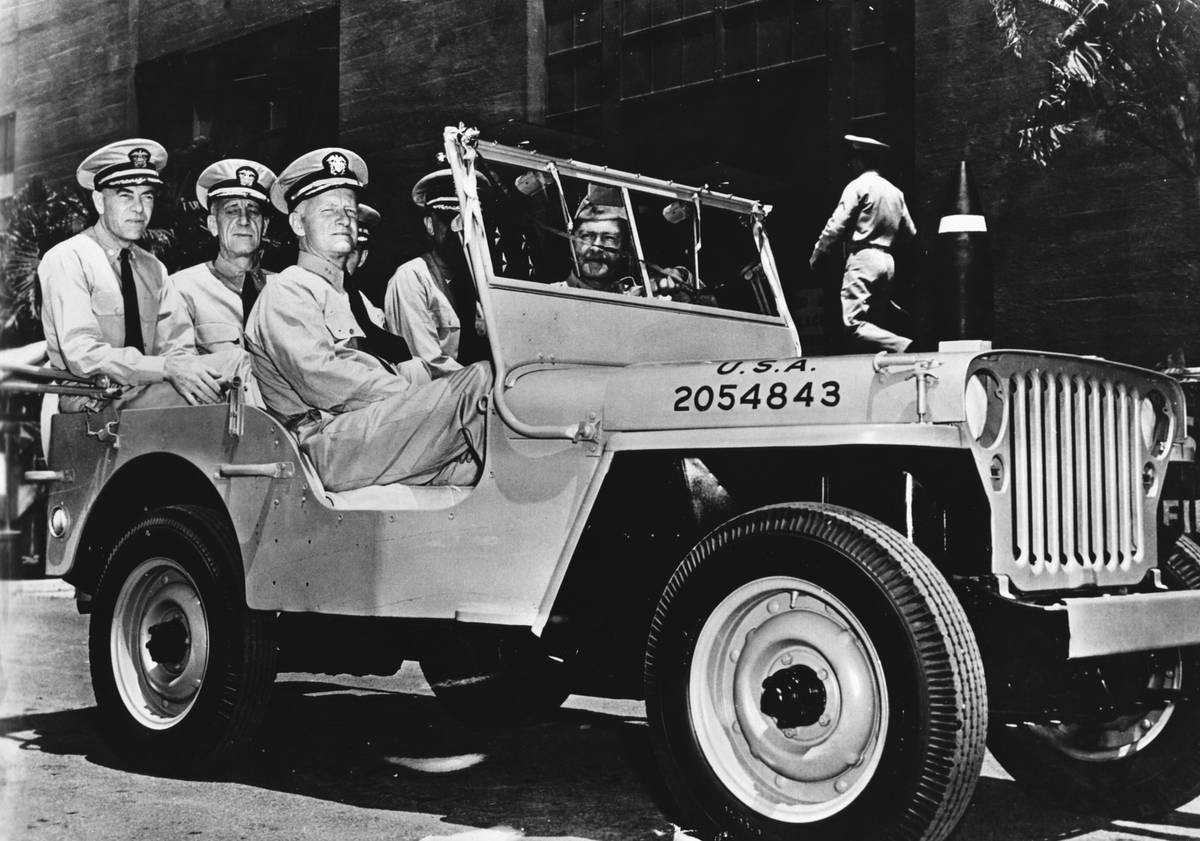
top-left (289, 431), bottom-right (469, 512)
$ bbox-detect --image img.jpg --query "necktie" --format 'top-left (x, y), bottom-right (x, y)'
top-left (241, 268), bottom-right (264, 325)
top-left (119, 249), bottom-right (144, 352)
top-left (345, 274), bottom-right (412, 364)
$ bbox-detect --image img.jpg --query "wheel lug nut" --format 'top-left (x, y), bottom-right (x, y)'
top-left (818, 668), bottom-right (829, 681)
top-left (775, 774), bottom-right (786, 787)
top-left (782, 728), bottom-right (795, 739)
top-left (767, 600), bottom-right (781, 614)
top-left (819, 715), bottom-right (831, 727)
top-left (835, 778), bottom-right (849, 793)
top-left (781, 653), bottom-right (793, 666)
top-left (845, 752), bottom-right (861, 766)
top-left (730, 648), bottom-right (740, 663)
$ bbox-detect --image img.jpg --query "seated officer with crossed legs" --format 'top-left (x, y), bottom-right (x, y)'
top-left (245, 148), bottom-right (492, 492)
top-left (38, 139), bottom-right (223, 411)
top-left (155, 157), bottom-right (278, 405)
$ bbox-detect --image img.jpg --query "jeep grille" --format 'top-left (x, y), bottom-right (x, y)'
top-left (1008, 371), bottom-right (1144, 574)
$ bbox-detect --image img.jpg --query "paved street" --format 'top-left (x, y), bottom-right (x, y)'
top-left (5, 581), bottom-right (1200, 841)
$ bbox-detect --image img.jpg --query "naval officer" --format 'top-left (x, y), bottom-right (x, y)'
top-left (244, 148), bottom-right (492, 492)
top-left (38, 138), bottom-right (223, 410)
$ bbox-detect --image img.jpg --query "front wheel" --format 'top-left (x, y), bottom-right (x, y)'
top-left (88, 505), bottom-right (276, 774)
top-left (988, 534), bottom-right (1200, 818)
top-left (645, 503), bottom-right (987, 841)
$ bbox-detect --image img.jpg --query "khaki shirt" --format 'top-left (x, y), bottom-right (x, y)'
top-left (383, 255), bottom-right (462, 378)
top-left (156, 257), bottom-right (270, 355)
top-left (38, 224), bottom-right (167, 384)
top-left (814, 170), bottom-right (917, 256)
top-left (245, 251), bottom-right (431, 422)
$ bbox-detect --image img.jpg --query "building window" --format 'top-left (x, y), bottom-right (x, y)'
top-left (0, 112), bottom-right (14, 199)
top-left (134, 9), bottom-right (338, 169)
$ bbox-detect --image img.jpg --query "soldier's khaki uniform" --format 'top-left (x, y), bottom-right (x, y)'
top-left (814, 162), bottom-right (918, 353)
top-left (155, 256), bottom-right (269, 405)
top-left (245, 251), bottom-right (491, 492)
top-left (39, 224), bottom-right (184, 412)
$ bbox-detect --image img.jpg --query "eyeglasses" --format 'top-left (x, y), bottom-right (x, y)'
top-left (574, 230), bottom-right (623, 249)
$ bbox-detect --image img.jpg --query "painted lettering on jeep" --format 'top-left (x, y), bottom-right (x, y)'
top-left (672, 380), bottom-right (841, 412)
top-left (714, 357), bottom-right (809, 376)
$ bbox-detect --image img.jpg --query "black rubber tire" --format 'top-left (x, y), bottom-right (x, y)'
top-left (988, 534), bottom-right (1200, 819)
top-left (88, 505), bottom-right (276, 775)
top-left (645, 502), bottom-right (987, 841)
top-left (420, 627), bottom-right (570, 723)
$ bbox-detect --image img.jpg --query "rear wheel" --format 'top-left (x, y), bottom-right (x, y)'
top-left (88, 505), bottom-right (276, 774)
top-left (645, 502), bottom-right (987, 841)
top-left (988, 534), bottom-right (1200, 818)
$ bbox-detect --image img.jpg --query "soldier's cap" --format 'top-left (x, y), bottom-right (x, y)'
top-left (77, 139), bottom-right (168, 191)
top-left (844, 134), bottom-right (891, 152)
top-left (411, 168), bottom-right (492, 213)
top-left (357, 203), bottom-right (381, 247)
top-left (271, 147), bottom-right (369, 214)
top-left (574, 183), bottom-right (628, 223)
top-left (196, 158), bottom-right (277, 210)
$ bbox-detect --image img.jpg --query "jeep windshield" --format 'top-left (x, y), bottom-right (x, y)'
top-left (468, 140), bottom-right (792, 322)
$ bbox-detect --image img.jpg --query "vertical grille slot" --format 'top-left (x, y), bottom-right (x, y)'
top-left (1008, 370), bottom-right (1143, 576)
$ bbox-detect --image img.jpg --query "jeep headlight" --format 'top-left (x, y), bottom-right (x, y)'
top-left (1139, 390), bottom-right (1171, 456)
top-left (965, 370), bottom-right (1004, 447)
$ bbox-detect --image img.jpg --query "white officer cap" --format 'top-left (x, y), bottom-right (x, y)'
top-left (844, 134), bottom-right (891, 152)
top-left (357, 203), bottom-right (381, 247)
top-left (196, 158), bottom-right (277, 210)
top-left (270, 147), bottom-right (369, 214)
top-left (411, 169), bottom-right (492, 212)
top-left (77, 139), bottom-right (168, 191)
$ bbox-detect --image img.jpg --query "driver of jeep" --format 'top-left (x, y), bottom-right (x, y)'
top-left (558, 187), bottom-right (690, 300)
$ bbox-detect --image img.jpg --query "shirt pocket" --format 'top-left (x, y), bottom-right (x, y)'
top-left (89, 285), bottom-right (126, 336)
top-left (432, 293), bottom-right (461, 332)
top-left (323, 298), bottom-right (366, 346)
top-left (195, 321), bottom-right (243, 350)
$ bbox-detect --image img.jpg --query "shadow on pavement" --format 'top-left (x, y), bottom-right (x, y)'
top-left (7, 683), bottom-right (1200, 841)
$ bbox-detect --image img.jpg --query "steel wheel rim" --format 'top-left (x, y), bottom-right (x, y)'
top-left (1028, 654), bottom-right (1183, 762)
top-left (689, 575), bottom-right (889, 822)
top-left (110, 557), bottom-right (209, 730)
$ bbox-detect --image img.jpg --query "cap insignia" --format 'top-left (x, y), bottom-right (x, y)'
top-left (325, 153), bottom-right (349, 176)
top-left (236, 166), bottom-right (258, 187)
top-left (129, 148), bottom-right (151, 169)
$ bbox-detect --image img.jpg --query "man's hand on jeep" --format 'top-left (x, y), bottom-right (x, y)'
top-left (164, 356), bottom-right (225, 406)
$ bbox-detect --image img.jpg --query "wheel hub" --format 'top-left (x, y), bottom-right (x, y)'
top-left (111, 557), bottom-right (210, 729)
top-left (689, 577), bottom-right (888, 823)
top-left (146, 613), bottom-right (190, 672)
top-left (761, 665), bottom-right (827, 729)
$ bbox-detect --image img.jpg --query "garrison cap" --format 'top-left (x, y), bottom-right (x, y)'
top-left (574, 183), bottom-right (627, 223)
top-left (844, 134), bottom-right (891, 152)
top-left (356, 203), bottom-right (381, 247)
top-left (196, 158), bottom-right (276, 210)
top-left (270, 147), bottom-right (368, 214)
top-left (77, 139), bottom-right (167, 191)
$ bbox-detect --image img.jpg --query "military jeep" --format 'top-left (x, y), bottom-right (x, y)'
top-left (25, 126), bottom-right (1200, 841)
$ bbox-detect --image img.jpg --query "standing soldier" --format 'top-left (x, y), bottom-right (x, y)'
top-left (245, 148), bottom-right (492, 492)
top-left (384, 170), bottom-right (487, 379)
top-left (810, 135), bottom-right (917, 353)
top-left (38, 139), bottom-right (224, 410)
top-left (155, 158), bottom-right (277, 404)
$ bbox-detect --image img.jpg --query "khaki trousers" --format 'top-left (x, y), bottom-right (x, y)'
top-left (299, 362), bottom-right (492, 492)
